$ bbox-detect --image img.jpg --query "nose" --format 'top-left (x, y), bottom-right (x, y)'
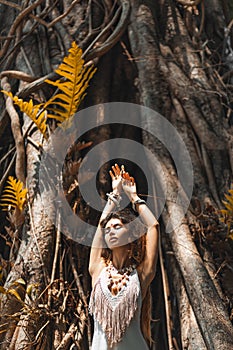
top-left (106, 225), bottom-right (116, 236)
top-left (109, 229), bottom-right (115, 236)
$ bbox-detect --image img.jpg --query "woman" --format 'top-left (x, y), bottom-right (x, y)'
top-left (89, 164), bottom-right (159, 349)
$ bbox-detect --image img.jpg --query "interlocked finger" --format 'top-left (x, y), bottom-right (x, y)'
top-left (130, 176), bottom-right (135, 184)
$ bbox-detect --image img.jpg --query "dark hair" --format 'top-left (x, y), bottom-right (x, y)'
top-left (100, 208), bottom-right (147, 265)
top-left (100, 208), bottom-right (146, 238)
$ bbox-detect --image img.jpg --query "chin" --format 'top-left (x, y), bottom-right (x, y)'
top-left (108, 242), bottom-right (119, 249)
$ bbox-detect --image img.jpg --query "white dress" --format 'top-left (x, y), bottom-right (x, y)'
top-left (89, 265), bottom-right (149, 350)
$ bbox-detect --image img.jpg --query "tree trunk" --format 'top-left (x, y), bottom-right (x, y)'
top-left (0, 0), bottom-right (232, 349)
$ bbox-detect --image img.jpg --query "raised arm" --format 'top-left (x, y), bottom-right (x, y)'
top-left (121, 170), bottom-right (159, 285)
top-left (89, 164), bottom-right (122, 280)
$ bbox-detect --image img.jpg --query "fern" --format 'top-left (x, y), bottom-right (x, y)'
top-left (44, 41), bottom-right (96, 122)
top-left (220, 186), bottom-right (233, 239)
top-left (0, 278), bottom-right (26, 303)
top-left (0, 176), bottom-right (28, 212)
top-left (1, 91), bottom-right (47, 139)
top-left (1, 42), bottom-right (96, 135)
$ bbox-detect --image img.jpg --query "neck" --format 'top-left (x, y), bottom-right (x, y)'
top-left (111, 245), bottom-right (131, 270)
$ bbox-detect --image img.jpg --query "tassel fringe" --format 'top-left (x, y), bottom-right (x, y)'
top-left (89, 269), bottom-right (140, 348)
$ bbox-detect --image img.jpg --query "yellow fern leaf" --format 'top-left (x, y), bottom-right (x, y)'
top-left (0, 176), bottom-right (27, 212)
top-left (224, 193), bottom-right (233, 207)
top-left (0, 286), bottom-right (6, 294)
top-left (8, 288), bottom-right (22, 301)
top-left (1, 91), bottom-right (47, 139)
top-left (222, 200), bottom-right (233, 214)
top-left (220, 209), bottom-right (229, 217)
top-left (44, 41), bottom-right (96, 122)
top-left (228, 230), bottom-right (233, 240)
top-left (220, 184), bottom-right (233, 239)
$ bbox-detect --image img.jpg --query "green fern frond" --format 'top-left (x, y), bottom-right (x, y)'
top-left (44, 41), bottom-right (96, 122)
top-left (1, 91), bottom-right (47, 139)
top-left (0, 176), bottom-right (27, 212)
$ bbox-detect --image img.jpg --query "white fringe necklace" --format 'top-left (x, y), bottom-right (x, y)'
top-left (89, 261), bottom-right (140, 348)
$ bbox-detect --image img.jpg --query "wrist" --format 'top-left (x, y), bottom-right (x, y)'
top-left (106, 192), bottom-right (122, 208)
top-left (130, 194), bottom-right (140, 202)
top-left (131, 197), bottom-right (147, 212)
top-left (112, 189), bottom-right (120, 195)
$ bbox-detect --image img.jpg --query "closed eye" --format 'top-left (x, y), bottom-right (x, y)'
top-left (104, 227), bottom-right (111, 234)
top-left (104, 224), bottom-right (123, 234)
top-left (114, 224), bottom-right (123, 230)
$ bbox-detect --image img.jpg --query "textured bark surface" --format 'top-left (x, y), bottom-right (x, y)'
top-left (0, 0), bottom-right (232, 349)
top-left (128, 1), bottom-right (233, 348)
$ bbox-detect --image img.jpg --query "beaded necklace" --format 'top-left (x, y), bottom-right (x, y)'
top-left (106, 261), bottom-right (136, 296)
top-left (89, 261), bottom-right (140, 347)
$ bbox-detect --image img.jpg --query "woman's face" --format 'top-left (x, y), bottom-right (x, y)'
top-left (104, 218), bottom-right (129, 248)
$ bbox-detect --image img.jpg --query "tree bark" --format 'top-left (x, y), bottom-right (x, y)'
top-left (0, 0), bottom-right (232, 349)
top-left (129, 0), bottom-right (233, 348)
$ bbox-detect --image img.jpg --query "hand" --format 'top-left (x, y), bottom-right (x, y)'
top-left (109, 164), bottom-right (123, 194)
top-left (121, 167), bottom-right (139, 202)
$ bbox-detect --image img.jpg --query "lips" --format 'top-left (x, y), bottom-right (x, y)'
top-left (109, 237), bottom-right (118, 243)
